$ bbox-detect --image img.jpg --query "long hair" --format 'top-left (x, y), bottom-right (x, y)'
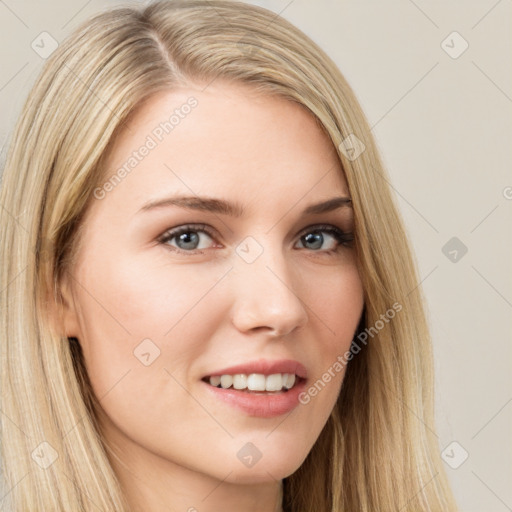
top-left (0, 1), bottom-right (458, 510)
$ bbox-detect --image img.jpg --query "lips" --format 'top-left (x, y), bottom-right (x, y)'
top-left (201, 359), bottom-right (308, 418)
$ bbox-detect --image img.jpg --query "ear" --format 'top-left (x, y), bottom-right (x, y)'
top-left (47, 269), bottom-right (81, 340)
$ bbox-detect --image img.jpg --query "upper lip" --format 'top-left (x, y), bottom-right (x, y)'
top-left (205, 359), bottom-right (308, 379)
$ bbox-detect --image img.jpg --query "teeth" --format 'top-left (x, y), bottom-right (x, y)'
top-left (220, 375), bottom-right (233, 389)
top-left (284, 373), bottom-right (295, 389)
top-left (265, 373), bottom-right (282, 391)
top-left (209, 375), bottom-right (221, 387)
top-left (232, 374), bottom-right (247, 390)
top-left (247, 373), bottom-right (266, 391)
top-left (208, 373), bottom-right (298, 391)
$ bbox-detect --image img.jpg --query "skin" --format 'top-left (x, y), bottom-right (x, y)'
top-left (59, 80), bottom-right (365, 512)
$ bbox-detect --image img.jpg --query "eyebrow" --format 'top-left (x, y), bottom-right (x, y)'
top-left (138, 195), bottom-right (352, 217)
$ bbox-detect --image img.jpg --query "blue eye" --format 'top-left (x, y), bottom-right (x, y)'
top-left (159, 224), bottom-right (215, 253)
top-left (296, 225), bottom-right (354, 253)
top-left (158, 223), bottom-right (354, 255)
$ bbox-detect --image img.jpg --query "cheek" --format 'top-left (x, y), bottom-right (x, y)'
top-left (296, 264), bottom-right (364, 410)
top-left (72, 258), bottom-right (234, 468)
top-left (310, 262), bottom-right (364, 348)
top-left (73, 253), bottom-right (231, 390)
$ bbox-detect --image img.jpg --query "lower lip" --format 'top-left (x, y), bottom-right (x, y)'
top-left (202, 379), bottom-right (307, 418)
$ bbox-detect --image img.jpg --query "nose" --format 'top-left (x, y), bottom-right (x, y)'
top-left (229, 241), bottom-right (309, 338)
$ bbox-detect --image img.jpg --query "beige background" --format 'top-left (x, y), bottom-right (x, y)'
top-left (1, 1), bottom-right (511, 510)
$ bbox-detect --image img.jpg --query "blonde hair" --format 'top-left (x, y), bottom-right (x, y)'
top-left (0, 1), bottom-right (458, 510)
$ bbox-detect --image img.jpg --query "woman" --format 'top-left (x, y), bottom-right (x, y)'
top-left (0, 1), bottom-right (458, 510)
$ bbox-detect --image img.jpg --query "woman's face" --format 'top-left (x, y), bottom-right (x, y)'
top-left (61, 81), bottom-right (364, 488)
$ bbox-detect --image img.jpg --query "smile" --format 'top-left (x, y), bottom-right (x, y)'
top-left (200, 359), bottom-right (308, 417)
top-left (205, 373), bottom-right (297, 392)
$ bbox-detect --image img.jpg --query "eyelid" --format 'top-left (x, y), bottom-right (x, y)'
top-left (297, 223), bottom-right (347, 236)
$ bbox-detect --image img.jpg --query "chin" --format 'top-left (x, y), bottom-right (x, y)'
top-left (219, 448), bottom-right (309, 484)
top-left (223, 464), bottom-right (300, 485)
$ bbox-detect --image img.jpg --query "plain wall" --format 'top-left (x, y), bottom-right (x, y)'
top-left (0, 1), bottom-right (510, 510)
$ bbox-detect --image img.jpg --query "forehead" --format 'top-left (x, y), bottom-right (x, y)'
top-left (96, 81), bottom-right (349, 217)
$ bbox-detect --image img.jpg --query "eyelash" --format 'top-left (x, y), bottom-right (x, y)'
top-left (158, 223), bottom-right (354, 256)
